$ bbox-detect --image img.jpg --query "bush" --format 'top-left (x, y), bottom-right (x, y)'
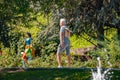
top-left (34, 24), bottom-right (59, 55)
top-left (89, 38), bottom-right (120, 68)
top-left (0, 55), bottom-right (22, 67)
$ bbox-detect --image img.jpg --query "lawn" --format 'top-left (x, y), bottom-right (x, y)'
top-left (0, 68), bottom-right (120, 80)
top-left (0, 68), bottom-right (91, 80)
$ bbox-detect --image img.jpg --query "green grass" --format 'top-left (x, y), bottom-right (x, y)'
top-left (0, 68), bottom-right (120, 80)
top-left (0, 69), bottom-right (90, 80)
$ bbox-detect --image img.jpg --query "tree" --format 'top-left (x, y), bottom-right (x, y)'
top-left (0, 0), bottom-right (120, 54)
top-left (29, 0), bottom-right (120, 48)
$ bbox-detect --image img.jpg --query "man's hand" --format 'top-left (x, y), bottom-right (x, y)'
top-left (61, 42), bottom-right (64, 48)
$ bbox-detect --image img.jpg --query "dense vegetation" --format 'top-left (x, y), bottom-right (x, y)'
top-left (0, 0), bottom-right (120, 68)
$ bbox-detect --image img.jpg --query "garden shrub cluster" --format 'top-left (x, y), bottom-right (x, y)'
top-left (1, 24), bottom-right (120, 68)
top-left (0, 37), bottom-right (120, 68)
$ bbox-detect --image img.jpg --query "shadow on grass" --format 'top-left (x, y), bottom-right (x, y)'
top-left (0, 68), bottom-right (91, 80)
top-left (0, 68), bottom-right (120, 80)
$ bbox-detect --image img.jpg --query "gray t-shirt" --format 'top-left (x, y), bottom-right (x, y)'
top-left (60, 26), bottom-right (65, 42)
top-left (60, 26), bottom-right (69, 44)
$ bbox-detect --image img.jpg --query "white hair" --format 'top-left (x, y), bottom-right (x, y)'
top-left (60, 18), bottom-right (66, 24)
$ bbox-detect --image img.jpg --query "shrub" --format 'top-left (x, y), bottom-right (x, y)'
top-left (89, 37), bottom-right (120, 68)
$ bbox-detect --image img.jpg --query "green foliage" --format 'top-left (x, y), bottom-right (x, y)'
top-left (0, 0), bottom-right (120, 68)
top-left (89, 38), bottom-right (120, 68)
top-left (0, 55), bottom-right (22, 67)
top-left (33, 22), bottom-right (59, 55)
top-left (0, 53), bottom-right (96, 68)
top-left (70, 35), bottom-right (96, 49)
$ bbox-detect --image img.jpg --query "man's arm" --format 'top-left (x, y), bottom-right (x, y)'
top-left (60, 32), bottom-right (64, 44)
top-left (65, 29), bottom-right (70, 38)
top-left (60, 31), bottom-right (65, 48)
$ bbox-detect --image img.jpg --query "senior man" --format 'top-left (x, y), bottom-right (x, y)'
top-left (56, 18), bottom-right (71, 68)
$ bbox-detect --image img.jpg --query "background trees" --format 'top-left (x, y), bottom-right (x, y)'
top-left (0, 0), bottom-right (120, 68)
top-left (0, 0), bottom-right (120, 54)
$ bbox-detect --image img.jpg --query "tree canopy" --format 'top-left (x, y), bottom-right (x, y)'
top-left (0, 0), bottom-right (120, 54)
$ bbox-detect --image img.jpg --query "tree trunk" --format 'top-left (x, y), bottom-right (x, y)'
top-left (114, 0), bottom-right (120, 39)
top-left (97, 25), bottom-right (104, 41)
top-left (97, 25), bottom-right (104, 48)
top-left (116, 6), bottom-right (120, 40)
top-left (96, 0), bottom-right (103, 10)
top-left (96, 0), bottom-right (104, 41)
top-left (117, 28), bottom-right (120, 40)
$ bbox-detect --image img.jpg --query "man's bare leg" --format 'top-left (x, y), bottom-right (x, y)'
top-left (67, 54), bottom-right (71, 67)
top-left (57, 53), bottom-right (62, 67)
